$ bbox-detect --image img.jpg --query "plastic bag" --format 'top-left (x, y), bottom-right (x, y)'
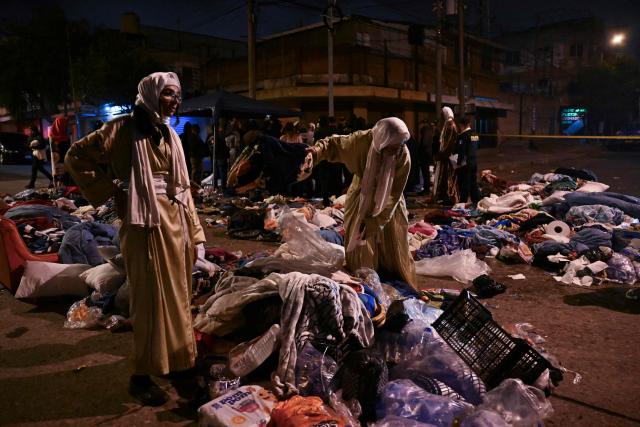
top-left (198, 385), bottom-right (277, 427)
top-left (64, 299), bottom-right (103, 329)
top-left (269, 395), bottom-right (352, 427)
top-left (371, 416), bottom-right (437, 427)
top-left (295, 343), bottom-right (338, 400)
top-left (337, 348), bottom-right (388, 422)
top-left (459, 409), bottom-right (508, 427)
top-left (375, 379), bottom-right (473, 427)
top-left (376, 320), bottom-right (433, 365)
top-left (415, 250), bottom-right (490, 284)
top-left (390, 324), bottom-right (486, 405)
top-left (356, 268), bottom-right (391, 310)
top-left (475, 378), bottom-right (553, 427)
top-left (246, 211), bottom-right (344, 275)
top-left (229, 323), bottom-right (281, 377)
top-left (605, 253), bottom-right (637, 285)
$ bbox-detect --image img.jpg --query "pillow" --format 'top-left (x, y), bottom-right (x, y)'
top-left (577, 181), bottom-right (609, 193)
top-left (15, 261), bottom-right (91, 298)
top-left (79, 262), bottom-right (126, 294)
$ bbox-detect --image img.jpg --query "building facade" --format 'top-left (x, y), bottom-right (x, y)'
top-left (203, 15), bottom-right (513, 141)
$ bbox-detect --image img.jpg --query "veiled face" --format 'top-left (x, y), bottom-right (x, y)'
top-left (159, 85), bottom-right (181, 117)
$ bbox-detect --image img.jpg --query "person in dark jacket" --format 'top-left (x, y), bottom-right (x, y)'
top-left (213, 123), bottom-right (230, 189)
top-left (26, 125), bottom-right (53, 189)
top-left (179, 122), bottom-right (192, 178)
top-left (416, 120), bottom-right (435, 195)
top-left (455, 115), bottom-right (481, 205)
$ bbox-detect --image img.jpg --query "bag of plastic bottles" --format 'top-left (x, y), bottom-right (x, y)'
top-left (376, 379), bottom-right (473, 427)
top-left (475, 378), bottom-right (553, 427)
top-left (295, 343), bottom-right (338, 400)
top-left (389, 324), bottom-right (486, 405)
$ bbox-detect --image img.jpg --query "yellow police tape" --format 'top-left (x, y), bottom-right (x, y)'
top-left (479, 134), bottom-right (640, 140)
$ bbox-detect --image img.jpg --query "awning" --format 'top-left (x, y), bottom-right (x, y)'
top-left (180, 90), bottom-right (303, 118)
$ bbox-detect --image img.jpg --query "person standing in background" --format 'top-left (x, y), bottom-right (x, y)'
top-left (49, 116), bottom-right (71, 186)
top-left (455, 115), bottom-right (482, 206)
top-left (179, 122), bottom-right (192, 179)
top-left (416, 119), bottom-right (435, 196)
top-left (189, 124), bottom-right (206, 183)
top-left (26, 125), bottom-right (53, 189)
top-left (213, 122), bottom-right (230, 190)
top-left (433, 107), bottom-right (459, 205)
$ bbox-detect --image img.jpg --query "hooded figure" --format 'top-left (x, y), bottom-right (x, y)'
top-left (309, 117), bottom-right (417, 288)
top-left (433, 106), bottom-right (459, 204)
top-left (65, 72), bottom-right (205, 406)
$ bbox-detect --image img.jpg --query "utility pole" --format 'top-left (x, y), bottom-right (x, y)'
top-left (435, 1), bottom-right (443, 124)
top-left (247, 0), bottom-right (256, 98)
top-left (457, 0), bottom-right (465, 116)
top-left (327, 0), bottom-right (335, 117)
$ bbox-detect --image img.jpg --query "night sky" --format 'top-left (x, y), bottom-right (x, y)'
top-left (1, 0), bottom-right (639, 47)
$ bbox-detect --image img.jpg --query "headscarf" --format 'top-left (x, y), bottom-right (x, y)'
top-left (439, 106), bottom-right (458, 154)
top-left (347, 117), bottom-right (409, 252)
top-left (134, 72), bottom-right (181, 125)
top-left (127, 72), bottom-right (192, 228)
top-left (442, 106), bottom-right (454, 121)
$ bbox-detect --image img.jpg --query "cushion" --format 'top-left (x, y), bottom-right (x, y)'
top-left (79, 262), bottom-right (126, 294)
top-left (15, 261), bottom-right (91, 298)
top-left (577, 181), bottom-right (609, 193)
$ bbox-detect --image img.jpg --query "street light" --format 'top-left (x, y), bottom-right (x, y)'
top-left (610, 32), bottom-right (626, 46)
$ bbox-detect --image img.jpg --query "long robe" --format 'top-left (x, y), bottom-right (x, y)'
top-left (65, 115), bottom-right (205, 376)
top-left (314, 130), bottom-right (417, 288)
top-left (433, 118), bottom-right (459, 204)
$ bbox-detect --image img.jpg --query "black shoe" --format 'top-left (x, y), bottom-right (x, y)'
top-left (128, 376), bottom-right (169, 406)
top-left (25, 184), bottom-right (35, 189)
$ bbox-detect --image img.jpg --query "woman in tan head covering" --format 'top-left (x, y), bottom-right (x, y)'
top-left (433, 106), bottom-right (460, 204)
top-left (65, 72), bottom-right (205, 406)
top-left (308, 117), bottom-right (416, 288)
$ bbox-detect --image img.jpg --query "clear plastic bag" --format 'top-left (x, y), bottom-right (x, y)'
top-left (376, 379), bottom-right (473, 427)
top-left (605, 253), bottom-right (637, 285)
top-left (460, 409), bottom-right (509, 427)
top-left (401, 299), bottom-right (444, 325)
top-left (356, 267), bottom-right (392, 310)
top-left (295, 343), bottom-right (338, 400)
top-left (415, 249), bottom-right (490, 284)
top-left (64, 299), bottom-right (104, 329)
top-left (476, 378), bottom-right (553, 427)
top-left (371, 415), bottom-right (437, 426)
top-left (246, 211), bottom-right (344, 275)
top-left (389, 323), bottom-right (486, 405)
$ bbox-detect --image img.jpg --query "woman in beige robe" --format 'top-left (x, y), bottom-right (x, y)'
top-left (433, 106), bottom-right (460, 204)
top-left (308, 117), bottom-right (417, 288)
top-left (65, 72), bottom-right (205, 406)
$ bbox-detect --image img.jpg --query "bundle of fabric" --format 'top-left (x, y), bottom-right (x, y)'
top-left (477, 191), bottom-right (538, 214)
top-left (227, 135), bottom-right (311, 195)
top-left (194, 271), bottom-right (374, 398)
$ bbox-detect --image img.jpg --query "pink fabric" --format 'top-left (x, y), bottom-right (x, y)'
top-left (408, 221), bottom-right (437, 238)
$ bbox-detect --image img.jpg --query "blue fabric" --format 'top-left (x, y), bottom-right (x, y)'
top-left (58, 222), bottom-right (118, 266)
top-left (570, 227), bottom-right (611, 249)
top-left (415, 226), bottom-right (472, 259)
top-left (562, 192), bottom-right (640, 218)
top-left (469, 225), bottom-right (519, 248)
top-left (318, 229), bottom-right (344, 246)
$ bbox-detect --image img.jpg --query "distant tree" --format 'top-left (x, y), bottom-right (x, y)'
top-left (0, 7), bottom-right (89, 120)
top-left (73, 29), bottom-right (162, 107)
top-left (0, 7), bottom-right (164, 120)
top-left (568, 56), bottom-right (640, 133)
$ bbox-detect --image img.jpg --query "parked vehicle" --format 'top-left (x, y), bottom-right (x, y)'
top-left (0, 132), bottom-right (31, 164)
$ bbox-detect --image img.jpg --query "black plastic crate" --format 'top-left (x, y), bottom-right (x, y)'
top-left (432, 290), bottom-right (551, 389)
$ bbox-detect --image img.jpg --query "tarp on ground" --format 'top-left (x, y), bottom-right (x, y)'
top-left (180, 90), bottom-right (302, 119)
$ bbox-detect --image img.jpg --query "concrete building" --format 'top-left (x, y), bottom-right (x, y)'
top-left (203, 15), bottom-right (513, 142)
top-left (496, 17), bottom-right (607, 135)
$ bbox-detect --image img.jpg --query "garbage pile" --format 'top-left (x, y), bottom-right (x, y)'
top-left (5, 163), bottom-right (640, 425)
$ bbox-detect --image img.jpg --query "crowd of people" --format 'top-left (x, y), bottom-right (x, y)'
top-left (176, 107), bottom-right (482, 209)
